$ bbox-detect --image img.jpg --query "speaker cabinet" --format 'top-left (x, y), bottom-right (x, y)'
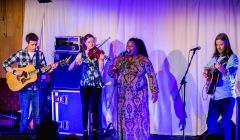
top-left (51, 89), bottom-right (83, 135)
top-left (53, 52), bottom-right (81, 89)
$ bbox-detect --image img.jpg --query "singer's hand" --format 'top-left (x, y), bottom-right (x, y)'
top-left (110, 64), bottom-right (117, 71)
top-left (109, 64), bottom-right (118, 79)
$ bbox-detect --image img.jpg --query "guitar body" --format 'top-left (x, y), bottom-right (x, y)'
top-left (5, 56), bottom-right (71, 92)
top-left (205, 56), bottom-right (228, 95)
top-left (206, 70), bottom-right (220, 95)
top-left (6, 65), bottom-right (37, 92)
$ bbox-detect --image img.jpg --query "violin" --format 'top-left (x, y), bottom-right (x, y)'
top-left (87, 46), bottom-right (110, 61)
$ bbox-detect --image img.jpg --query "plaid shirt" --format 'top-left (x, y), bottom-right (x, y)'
top-left (2, 48), bottom-right (47, 90)
top-left (2, 48), bottom-right (46, 69)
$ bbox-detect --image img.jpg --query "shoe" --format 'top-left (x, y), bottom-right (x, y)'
top-left (83, 130), bottom-right (88, 140)
top-left (92, 130), bottom-right (98, 140)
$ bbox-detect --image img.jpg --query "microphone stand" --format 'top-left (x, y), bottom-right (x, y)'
top-left (177, 49), bottom-right (198, 140)
top-left (106, 53), bottom-right (128, 139)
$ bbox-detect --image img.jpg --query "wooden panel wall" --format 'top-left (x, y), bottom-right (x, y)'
top-left (0, 0), bottom-right (24, 78)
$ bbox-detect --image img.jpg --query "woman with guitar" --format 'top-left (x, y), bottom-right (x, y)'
top-left (2, 33), bottom-right (57, 134)
top-left (203, 33), bottom-right (239, 140)
top-left (68, 34), bottom-right (105, 140)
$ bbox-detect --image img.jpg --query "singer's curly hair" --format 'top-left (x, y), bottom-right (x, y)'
top-left (213, 33), bottom-right (233, 57)
top-left (128, 38), bottom-right (149, 58)
top-left (25, 33), bottom-right (39, 43)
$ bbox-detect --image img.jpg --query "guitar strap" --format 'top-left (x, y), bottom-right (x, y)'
top-left (35, 49), bottom-right (42, 88)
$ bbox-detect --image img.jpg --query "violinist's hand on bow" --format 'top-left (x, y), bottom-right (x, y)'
top-left (99, 53), bottom-right (105, 60)
top-left (109, 65), bottom-right (118, 79)
top-left (75, 53), bottom-right (83, 65)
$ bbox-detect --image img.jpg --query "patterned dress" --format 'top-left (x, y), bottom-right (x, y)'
top-left (108, 54), bottom-right (159, 140)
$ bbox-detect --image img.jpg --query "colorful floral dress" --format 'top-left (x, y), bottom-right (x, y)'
top-left (108, 54), bottom-right (159, 140)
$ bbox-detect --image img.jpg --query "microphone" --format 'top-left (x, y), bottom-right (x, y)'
top-left (120, 51), bottom-right (129, 56)
top-left (190, 46), bottom-right (201, 51)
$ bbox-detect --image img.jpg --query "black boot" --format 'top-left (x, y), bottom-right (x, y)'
top-left (92, 130), bottom-right (98, 140)
top-left (83, 130), bottom-right (88, 140)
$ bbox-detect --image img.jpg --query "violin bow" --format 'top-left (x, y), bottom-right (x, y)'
top-left (96, 37), bottom-right (111, 49)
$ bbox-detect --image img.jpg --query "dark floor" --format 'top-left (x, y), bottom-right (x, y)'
top-left (0, 126), bottom-right (200, 140)
top-left (0, 134), bottom-right (200, 140)
top-left (0, 78), bottom-right (199, 140)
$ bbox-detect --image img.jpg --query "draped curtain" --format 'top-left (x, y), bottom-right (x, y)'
top-left (22, 0), bottom-right (240, 135)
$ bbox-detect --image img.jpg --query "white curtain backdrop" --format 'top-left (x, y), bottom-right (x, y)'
top-left (22, 0), bottom-right (240, 135)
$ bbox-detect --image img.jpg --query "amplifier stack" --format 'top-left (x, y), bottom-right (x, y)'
top-left (53, 36), bottom-right (83, 90)
top-left (52, 36), bottom-right (83, 135)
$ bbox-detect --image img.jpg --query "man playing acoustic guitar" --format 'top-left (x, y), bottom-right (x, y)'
top-left (203, 33), bottom-right (239, 140)
top-left (2, 33), bottom-right (57, 134)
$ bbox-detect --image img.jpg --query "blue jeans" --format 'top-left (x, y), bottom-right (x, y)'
top-left (19, 90), bottom-right (41, 133)
top-left (206, 97), bottom-right (235, 140)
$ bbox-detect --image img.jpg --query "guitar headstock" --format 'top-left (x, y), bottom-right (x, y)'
top-left (57, 56), bottom-right (72, 66)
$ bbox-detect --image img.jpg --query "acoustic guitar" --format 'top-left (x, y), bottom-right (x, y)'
top-left (205, 56), bottom-right (228, 95)
top-left (6, 56), bottom-right (71, 92)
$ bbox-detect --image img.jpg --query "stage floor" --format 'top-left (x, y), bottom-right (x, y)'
top-left (0, 135), bottom-right (200, 140)
top-left (0, 126), bottom-right (200, 140)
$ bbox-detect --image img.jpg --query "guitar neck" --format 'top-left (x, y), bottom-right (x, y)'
top-left (27, 57), bottom-right (69, 76)
top-left (28, 65), bottom-right (51, 76)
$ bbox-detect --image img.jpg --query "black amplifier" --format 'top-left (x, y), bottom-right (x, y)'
top-left (55, 36), bottom-right (82, 52)
top-left (55, 45), bottom-right (80, 52)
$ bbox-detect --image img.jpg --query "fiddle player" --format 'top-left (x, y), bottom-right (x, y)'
top-left (68, 34), bottom-right (104, 140)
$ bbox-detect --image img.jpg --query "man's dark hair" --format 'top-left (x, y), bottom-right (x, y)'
top-left (25, 32), bottom-right (39, 43)
top-left (213, 33), bottom-right (233, 57)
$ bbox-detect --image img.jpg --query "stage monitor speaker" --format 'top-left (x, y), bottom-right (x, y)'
top-left (53, 52), bottom-right (82, 89)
